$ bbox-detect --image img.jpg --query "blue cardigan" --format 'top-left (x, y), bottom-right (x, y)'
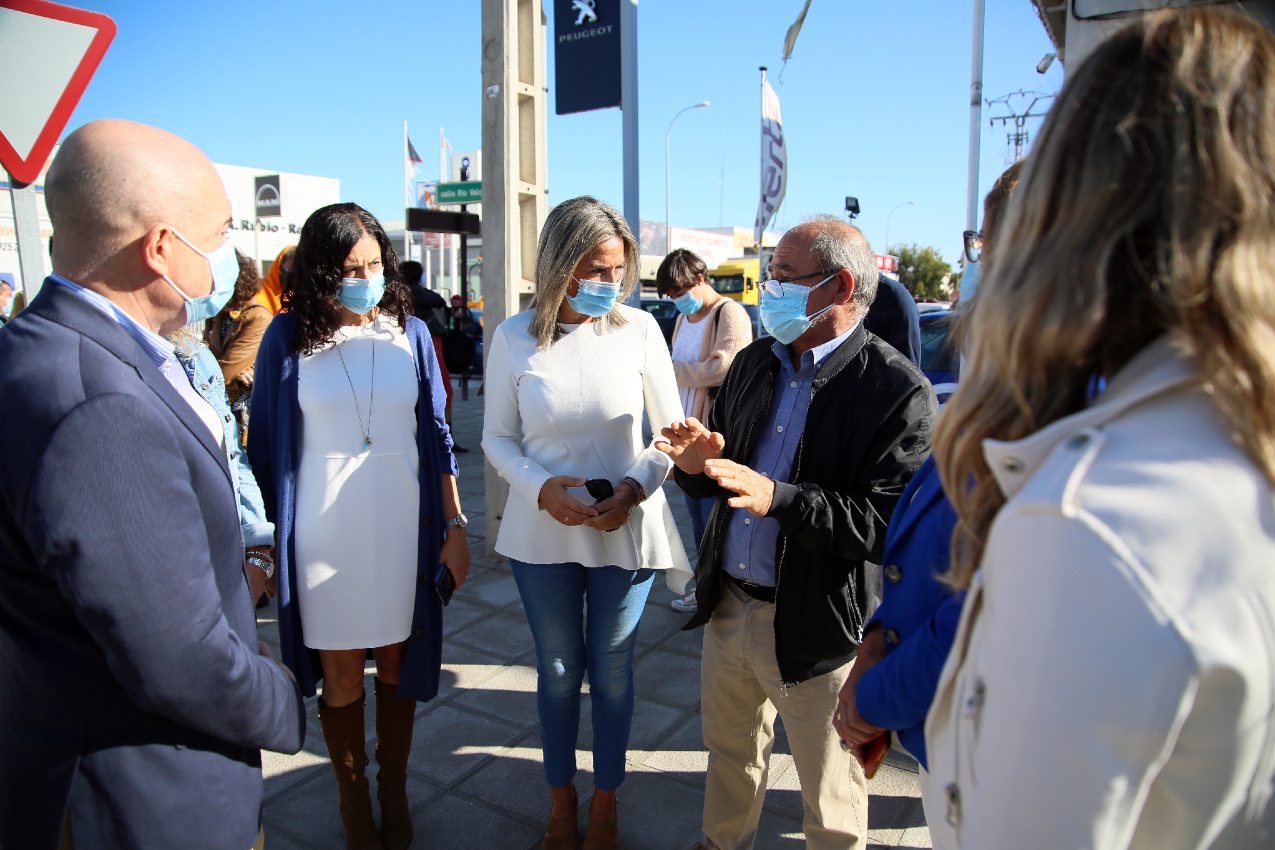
top-left (248, 313), bottom-right (458, 701)
top-left (854, 456), bottom-right (963, 768)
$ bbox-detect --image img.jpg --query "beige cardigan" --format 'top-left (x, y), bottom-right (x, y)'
top-left (670, 297), bottom-right (754, 422)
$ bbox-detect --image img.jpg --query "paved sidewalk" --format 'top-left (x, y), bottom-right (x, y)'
top-left (257, 382), bottom-right (932, 849)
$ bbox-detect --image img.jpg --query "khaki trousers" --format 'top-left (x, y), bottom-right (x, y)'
top-left (700, 581), bottom-right (868, 850)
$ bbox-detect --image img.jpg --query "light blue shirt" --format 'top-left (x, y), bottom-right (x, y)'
top-left (49, 273), bottom-right (174, 367)
top-left (720, 322), bottom-right (859, 587)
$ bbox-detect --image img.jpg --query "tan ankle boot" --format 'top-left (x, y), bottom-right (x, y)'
top-left (319, 693), bottom-right (383, 850)
top-left (543, 785), bottom-right (579, 850)
top-left (582, 794), bottom-right (618, 850)
top-left (374, 677), bottom-right (416, 850)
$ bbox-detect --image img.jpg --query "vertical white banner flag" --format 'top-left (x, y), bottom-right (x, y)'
top-left (754, 77), bottom-right (786, 246)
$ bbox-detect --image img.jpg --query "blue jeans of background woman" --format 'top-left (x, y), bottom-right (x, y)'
top-left (510, 560), bottom-right (654, 790)
top-left (682, 492), bottom-right (714, 553)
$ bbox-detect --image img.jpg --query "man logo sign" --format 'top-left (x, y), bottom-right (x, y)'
top-left (254, 175), bottom-right (281, 219)
top-left (573, 0), bottom-right (597, 25)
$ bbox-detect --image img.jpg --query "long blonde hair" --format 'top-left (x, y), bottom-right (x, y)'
top-left (937, 8), bottom-right (1275, 588)
top-left (528, 196), bottom-right (638, 348)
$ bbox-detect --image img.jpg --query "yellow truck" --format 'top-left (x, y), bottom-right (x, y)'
top-left (709, 257), bottom-right (762, 305)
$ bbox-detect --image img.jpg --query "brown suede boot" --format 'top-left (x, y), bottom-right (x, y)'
top-left (374, 677), bottom-right (416, 850)
top-left (582, 794), bottom-right (618, 850)
top-left (543, 785), bottom-right (579, 850)
top-left (319, 693), bottom-right (383, 850)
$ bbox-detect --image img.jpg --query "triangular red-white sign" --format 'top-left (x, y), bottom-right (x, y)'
top-left (0, 0), bottom-right (115, 186)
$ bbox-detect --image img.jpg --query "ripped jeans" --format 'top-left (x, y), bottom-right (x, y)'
top-left (510, 560), bottom-right (654, 790)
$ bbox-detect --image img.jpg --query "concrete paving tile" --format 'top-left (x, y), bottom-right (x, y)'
top-left (606, 770), bottom-right (706, 849)
top-left (448, 606), bottom-right (535, 659)
top-left (883, 744), bottom-right (920, 773)
top-left (754, 808), bottom-right (808, 849)
top-left (407, 702), bottom-right (527, 786)
top-left (870, 793), bottom-right (927, 833)
top-left (459, 566), bottom-right (522, 608)
top-left (576, 694), bottom-right (688, 753)
top-left (435, 642), bottom-right (510, 702)
top-left (264, 769), bottom-right (436, 848)
top-left (638, 714), bottom-right (707, 782)
top-left (898, 823), bottom-right (934, 849)
top-left (633, 646), bottom-right (701, 711)
top-left (455, 737), bottom-right (561, 824)
top-left (262, 742), bottom-right (330, 802)
top-left (441, 594), bottom-right (496, 637)
top-left (409, 790), bottom-right (543, 850)
top-left (451, 662), bottom-right (540, 726)
top-left (868, 763), bottom-right (921, 800)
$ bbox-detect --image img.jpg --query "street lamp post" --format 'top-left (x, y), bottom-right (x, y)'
top-left (885, 200), bottom-right (916, 256)
top-left (665, 100), bottom-right (710, 254)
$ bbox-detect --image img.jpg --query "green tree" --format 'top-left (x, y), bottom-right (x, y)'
top-left (889, 242), bottom-right (954, 301)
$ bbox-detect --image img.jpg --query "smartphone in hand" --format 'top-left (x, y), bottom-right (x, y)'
top-left (434, 563), bottom-right (456, 606)
top-left (585, 479), bottom-right (614, 503)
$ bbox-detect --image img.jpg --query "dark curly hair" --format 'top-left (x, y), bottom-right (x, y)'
top-left (228, 249), bottom-right (261, 311)
top-left (283, 203), bottom-right (411, 354)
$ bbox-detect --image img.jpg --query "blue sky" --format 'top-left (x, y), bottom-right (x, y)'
top-left (60, 1), bottom-right (1062, 268)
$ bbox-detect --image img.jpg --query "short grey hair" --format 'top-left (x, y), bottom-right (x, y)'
top-left (529, 196), bottom-right (638, 348)
top-left (804, 215), bottom-right (879, 315)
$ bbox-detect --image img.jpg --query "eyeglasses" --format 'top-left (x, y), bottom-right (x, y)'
top-left (760, 269), bottom-right (837, 298)
top-left (963, 230), bottom-right (983, 265)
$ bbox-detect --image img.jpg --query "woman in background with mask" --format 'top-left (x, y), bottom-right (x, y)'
top-left (249, 203), bottom-right (469, 850)
top-left (483, 196), bottom-right (690, 850)
top-left (655, 248), bottom-right (752, 614)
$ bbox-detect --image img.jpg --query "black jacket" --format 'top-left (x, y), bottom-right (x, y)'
top-left (678, 323), bottom-right (935, 688)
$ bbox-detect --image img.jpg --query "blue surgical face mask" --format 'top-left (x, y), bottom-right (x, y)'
top-left (161, 230), bottom-right (239, 324)
top-left (759, 272), bottom-right (837, 345)
top-left (671, 289), bottom-right (703, 317)
top-left (338, 271), bottom-right (386, 315)
top-left (567, 279), bottom-right (620, 318)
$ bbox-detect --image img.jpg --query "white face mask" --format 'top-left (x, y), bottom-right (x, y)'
top-left (160, 230), bottom-right (239, 324)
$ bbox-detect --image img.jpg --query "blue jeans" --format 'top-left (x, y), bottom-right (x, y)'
top-left (683, 492), bottom-right (714, 553)
top-left (510, 560), bottom-right (654, 790)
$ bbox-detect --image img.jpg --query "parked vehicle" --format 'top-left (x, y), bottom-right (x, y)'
top-left (640, 298), bottom-right (677, 347)
top-left (919, 309), bottom-right (959, 404)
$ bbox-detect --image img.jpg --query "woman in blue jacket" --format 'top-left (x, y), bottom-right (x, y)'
top-left (249, 203), bottom-right (469, 850)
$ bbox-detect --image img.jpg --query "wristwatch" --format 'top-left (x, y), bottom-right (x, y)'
top-left (246, 551), bottom-right (275, 581)
top-left (445, 513), bottom-right (469, 533)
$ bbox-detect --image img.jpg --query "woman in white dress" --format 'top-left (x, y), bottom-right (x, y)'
top-left (924, 10), bottom-right (1275, 848)
top-left (483, 196), bottom-right (690, 850)
top-left (249, 203), bottom-right (470, 850)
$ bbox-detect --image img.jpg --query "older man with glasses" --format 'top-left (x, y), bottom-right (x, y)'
top-left (659, 216), bottom-right (936, 850)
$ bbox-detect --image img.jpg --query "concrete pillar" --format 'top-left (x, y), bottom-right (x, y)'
top-left (480, 0), bottom-right (547, 554)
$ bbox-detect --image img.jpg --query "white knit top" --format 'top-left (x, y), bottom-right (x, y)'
top-left (482, 305), bottom-right (691, 591)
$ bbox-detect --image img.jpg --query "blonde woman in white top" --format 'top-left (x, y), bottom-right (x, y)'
top-left (484, 196), bottom-right (689, 850)
top-left (925, 10), bottom-right (1275, 848)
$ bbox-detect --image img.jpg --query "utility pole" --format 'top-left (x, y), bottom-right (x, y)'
top-left (986, 90), bottom-right (1055, 162)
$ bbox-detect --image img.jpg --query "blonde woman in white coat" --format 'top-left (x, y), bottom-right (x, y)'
top-left (925, 10), bottom-right (1275, 849)
top-left (483, 196), bottom-right (689, 850)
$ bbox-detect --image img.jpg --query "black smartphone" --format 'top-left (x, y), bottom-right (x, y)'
top-left (434, 563), bottom-right (456, 606)
top-left (585, 478), bottom-right (614, 503)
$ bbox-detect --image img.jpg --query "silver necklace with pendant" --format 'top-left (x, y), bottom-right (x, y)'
top-left (334, 331), bottom-right (375, 451)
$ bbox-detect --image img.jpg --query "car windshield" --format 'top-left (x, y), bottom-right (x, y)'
top-left (710, 274), bottom-right (744, 294)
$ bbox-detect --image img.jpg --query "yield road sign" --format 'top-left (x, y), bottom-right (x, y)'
top-left (0, 0), bottom-right (116, 185)
top-left (436, 181), bottom-right (482, 205)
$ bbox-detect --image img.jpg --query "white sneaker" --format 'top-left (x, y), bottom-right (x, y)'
top-left (670, 591), bottom-right (698, 614)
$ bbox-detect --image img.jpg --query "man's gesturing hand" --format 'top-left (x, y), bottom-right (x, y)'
top-left (657, 418), bottom-right (725, 475)
top-left (703, 458), bottom-right (774, 517)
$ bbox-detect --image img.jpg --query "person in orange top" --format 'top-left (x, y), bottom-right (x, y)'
top-left (254, 244), bottom-right (295, 314)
